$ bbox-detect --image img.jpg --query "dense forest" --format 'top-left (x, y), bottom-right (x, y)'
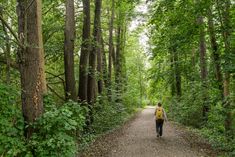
top-left (148, 0), bottom-right (235, 155)
top-left (0, 0), bottom-right (234, 156)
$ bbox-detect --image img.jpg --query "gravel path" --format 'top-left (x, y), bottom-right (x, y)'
top-left (81, 106), bottom-right (217, 157)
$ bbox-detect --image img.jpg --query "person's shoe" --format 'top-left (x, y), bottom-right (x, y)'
top-left (157, 134), bottom-right (159, 137)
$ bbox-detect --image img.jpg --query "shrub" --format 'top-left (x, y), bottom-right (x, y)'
top-left (0, 85), bottom-right (86, 157)
top-left (168, 89), bottom-right (204, 127)
top-left (200, 103), bottom-right (235, 155)
top-left (91, 96), bottom-right (128, 134)
top-left (0, 83), bottom-right (28, 157)
top-left (30, 99), bottom-right (86, 157)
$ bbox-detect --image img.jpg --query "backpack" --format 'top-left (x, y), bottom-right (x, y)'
top-left (155, 107), bottom-right (163, 120)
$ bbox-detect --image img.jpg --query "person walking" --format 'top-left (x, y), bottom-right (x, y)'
top-left (154, 102), bottom-right (167, 137)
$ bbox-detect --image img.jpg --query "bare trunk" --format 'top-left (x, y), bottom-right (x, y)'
top-left (174, 51), bottom-right (181, 97)
top-left (88, 0), bottom-right (102, 103)
top-left (115, 23), bottom-right (122, 99)
top-left (78, 0), bottom-right (91, 102)
top-left (198, 16), bottom-right (209, 118)
top-left (112, 46), bottom-right (116, 70)
top-left (170, 46), bottom-right (181, 98)
top-left (107, 0), bottom-right (115, 100)
top-left (221, 0), bottom-right (232, 133)
top-left (97, 27), bottom-right (103, 94)
top-left (170, 52), bottom-right (176, 97)
top-left (121, 24), bottom-right (127, 92)
top-left (199, 17), bottom-right (207, 84)
top-left (191, 48), bottom-right (196, 82)
top-left (101, 35), bottom-right (108, 89)
top-left (17, 0), bottom-right (46, 139)
top-left (96, 0), bottom-right (103, 94)
top-left (64, 0), bottom-right (76, 101)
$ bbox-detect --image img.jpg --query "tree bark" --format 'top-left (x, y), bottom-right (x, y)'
top-left (96, 0), bottom-right (103, 94)
top-left (17, 0), bottom-right (46, 139)
top-left (170, 46), bottom-right (181, 98)
top-left (174, 51), bottom-right (181, 97)
top-left (115, 23), bottom-right (122, 100)
top-left (170, 51), bottom-right (176, 97)
top-left (78, 0), bottom-right (91, 102)
top-left (107, 0), bottom-right (115, 100)
top-left (220, 0), bottom-right (232, 133)
top-left (97, 26), bottom-right (103, 94)
top-left (101, 35), bottom-right (108, 89)
top-left (121, 24), bottom-right (127, 92)
top-left (198, 16), bottom-right (209, 118)
top-left (88, 0), bottom-right (102, 103)
top-left (64, 0), bottom-right (76, 101)
top-left (198, 16), bottom-right (207, 86)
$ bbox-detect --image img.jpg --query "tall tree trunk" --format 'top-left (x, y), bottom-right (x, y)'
top-left (191, 48), bottom-right (196, 82)
top-left (115, 23), bottom-right (122, 100)
top-left (107, 0), bottom-right (115, 100)
top-left (17, 0), bottom-right (46, 139)
top-left (198, 16), bottom-right (209, 118)
top-left (101, 35), bottom-right (108, 89)
top-left (174, 51), bottom-right (181, 97)
top-left (220, 0), bottom-right (232, 133)
top-left (207, 6), bottom-right (224, 100)
top-left (64, 0), bottom-right (76, 101)
top-left (97, 19), bottom-right (103, 94)
top-left (121, 24), bottom-right (127, 92)
top-left (88, 0), bottom-right (102, 103)
top-left (115, 0), bottom-right (125, 96)
top-left (170, 46), bottom-right (181, 98)
top-left (112, 47), bottom-right (116, 70)
top-left (215, 0), bottom-right (232, 133)
top-left (138, 56), bottom-right (143, 105)
top-left (78, 0), bottom-right (91, 102)
top-left (170, 51), bottom-right (176, 97)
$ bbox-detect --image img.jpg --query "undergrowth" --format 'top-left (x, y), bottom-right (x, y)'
top-left (0, 83), bottom-right (142, 157)
top-left (167, 95), bottom-right (235, 157)
top-left (0, 83), bottom-right (86, 157)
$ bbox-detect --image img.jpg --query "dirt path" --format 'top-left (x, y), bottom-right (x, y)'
top-left (81, 106), bottom-right (216, 157)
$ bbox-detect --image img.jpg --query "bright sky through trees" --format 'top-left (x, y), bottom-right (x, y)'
top-left (129, 0), bottom-right (150, 62)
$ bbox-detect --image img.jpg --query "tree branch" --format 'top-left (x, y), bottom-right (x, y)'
top-left (47, 73), bottom-right (64, 80)
top-left (24, 0), bottom-right (36, 14)
top-left (46, 71), bottom-right (65, 83)
top-left (47, 84), bottom-right (65, 101)
top-left (0, 15), bottom-right (23, 48)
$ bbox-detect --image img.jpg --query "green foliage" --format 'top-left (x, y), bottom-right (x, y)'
top-left (170, 86), bottom-right (205, 127)
top-left (0, 87), bottom-right (86, 157)
top-left (148, 0), bottom-right (235, 155)
top-left (200, 103), bottom-right (235, 156)
top-left (77, 94), bottom-right (140, 153)
top-left (0, 83), bottom-right (27, 157)
top-left (77, 132), bottom-right (96, 153)
top-left (30, 98), bottom-right (86, 157)
top-left (92, 96), bottom-right (129, 134)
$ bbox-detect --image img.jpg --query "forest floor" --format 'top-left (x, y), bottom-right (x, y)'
top-left (80, 106), bottom-right (220, 157)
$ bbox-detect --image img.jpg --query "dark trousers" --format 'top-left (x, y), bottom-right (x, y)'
top-left (156, 119), bottom-right (164, 136)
